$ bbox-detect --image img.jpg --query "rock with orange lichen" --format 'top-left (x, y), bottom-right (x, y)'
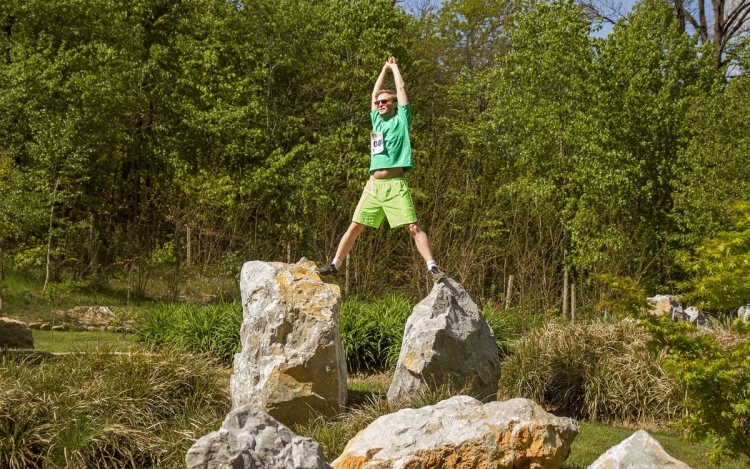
top-left (230, 259), bottom-right (347, 427)
top-left (332, 395), bottom-right (579, 469)
top-left (387, 279), bottom-right (500, 404)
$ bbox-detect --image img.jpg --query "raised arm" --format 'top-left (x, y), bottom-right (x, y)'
top-left (388, 57), bottom-right (408, 105)
top-left (372, 63), bottom-right (389, 111)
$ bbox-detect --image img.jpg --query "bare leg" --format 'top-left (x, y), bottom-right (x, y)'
top-left (334, 222), bottom-right (366, 260)
top-left (405, 223), bottom-right (435, 263)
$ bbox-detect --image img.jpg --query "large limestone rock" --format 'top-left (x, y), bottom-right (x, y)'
top-left (230, 259), bottom-right (347, 427)
top-left (186, 404), bottom-right (331, 469)
top-left (65, 306), bottom-right (117, 328)
top-left (333, 395), bottom-right (579, 469)
top-left (648, 295), bottom-right (686, 322)
top-left (387, 279), bottom-right (500, 404)
top-left (0, 318), bottom-right (34, 349)
top-left (739, 305), bottom-right (750, 323)
top-left (587, 429), bottom-right (691, 469)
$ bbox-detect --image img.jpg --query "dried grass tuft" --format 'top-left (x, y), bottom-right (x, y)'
top-left (499, 320), bottom-right (682, 425)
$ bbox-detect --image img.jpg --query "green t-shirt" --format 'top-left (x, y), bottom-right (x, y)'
top-left (369, 103), bottom-right (413, 173)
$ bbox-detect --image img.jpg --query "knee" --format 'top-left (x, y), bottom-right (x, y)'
top-left (349, 222), bottom-right (365, 236)
top-left (405, 223), bottom-right (421, 237)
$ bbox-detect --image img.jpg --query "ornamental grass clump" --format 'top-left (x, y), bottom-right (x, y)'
top-left (499, 319), bottom-right (681, 424)
top-left (0, 347), bottom-right (230, 469)
top-left (339, 295), bottom-right (412, 372)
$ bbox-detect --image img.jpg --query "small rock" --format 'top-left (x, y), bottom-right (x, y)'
top-left (684, 306), bottom-right (708, 327)
top-left (186, 404), bottom-right (331, 469)
top-left (230, 259), bottom-right (347, 427)
top-left (28, 322), bottom-right (43, 330)
top-left (587, 429), bottom-right (690, 468)
top-left (388, 278), bottom-right (500, 404)
top-left (52, 325), bottom-right (67, 332)
top-left (87, 326), bottom-right (96, 332)
top-left (333, 395), bottom-right (579, 469)
top-left (40, 323), bottom-right (52, 331)
top-left (647, 295), bottom-right (686, 322)
top-left (0, 318), bottom-right (34, 349)
top-left (739, 305), bottom-right (750, 323)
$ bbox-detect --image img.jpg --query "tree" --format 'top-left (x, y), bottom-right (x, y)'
top-left (669, 0), bottom-right (750, 69)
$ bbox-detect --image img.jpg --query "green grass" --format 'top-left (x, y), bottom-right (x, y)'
top-left (2, 273), bottom-right (154, 322)
top-left (32, 330), bottom-right (138, 353)
top-left (562, 421), bottom-right (747, 469)
top-left (1, 272), bottom-right (239, 323)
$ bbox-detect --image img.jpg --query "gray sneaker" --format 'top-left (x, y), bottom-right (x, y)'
top-left (317, 263), bottom-right (339, 280)
top-left (429, 266), bottom-right (446, 281)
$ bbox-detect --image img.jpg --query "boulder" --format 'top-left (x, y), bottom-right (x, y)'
top-left (587, 429), bottom-right (690, 469)
top-left (387, 278), bottom-right (500, 404)
top-left (66, 306), bottom-right (116, 327)
top-left (230, 259), bottom-right (347, 427)
top-left (0, 318), bottom-right (34, 349)
top-left (684, 306), bottom-right (708, 327)
top-left (739, 305), bottom-right (750, 323)
top-left (647, 295), bottom-right (686, 322)
top-left (186, 404), bottom-right (331, 469)
top-left (333, 395), bottom-right (579, 469)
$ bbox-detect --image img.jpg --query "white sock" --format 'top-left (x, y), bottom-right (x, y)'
top-left (426, 260), bottom-right (437, 270)
top-left (332, 258), bottom-right (343, 269)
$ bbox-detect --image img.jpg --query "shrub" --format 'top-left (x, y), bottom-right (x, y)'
top-left (134, 301), bottom-right (243, 362)
top-left (646, 315), bottom-right (750, 463)
top-left (0, 348), bottom-right (230, 468)
top-left (499, 320), bottom-right (681, 424)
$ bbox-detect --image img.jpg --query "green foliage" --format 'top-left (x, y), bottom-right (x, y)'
top-left (590, 273), bottom-right (649, 317)
top-left (340, 295), bottom-right (412, 372)
top-left (500, 320), bottom-right (682, 424)
top-left (676, 202), bottom-right (750, 311)
top-left (645, 314), bottom-right (750, 463)
top-left (0, 348), bottom-right (229, 468)
top-left (134, 301), bottom-right (243, 362)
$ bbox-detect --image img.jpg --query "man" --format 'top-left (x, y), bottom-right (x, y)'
top-left (317, 57), bottom-right (445, 281)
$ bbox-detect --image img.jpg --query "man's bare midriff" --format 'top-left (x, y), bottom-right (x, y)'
top-left (371, 167), bottom-right (406, 179)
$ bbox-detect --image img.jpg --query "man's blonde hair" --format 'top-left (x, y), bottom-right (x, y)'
top-left (377, 90), bottom-right (397, 103)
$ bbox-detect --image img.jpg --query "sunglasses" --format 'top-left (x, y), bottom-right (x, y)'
top-left (374, 99), bottom-right (392, 106)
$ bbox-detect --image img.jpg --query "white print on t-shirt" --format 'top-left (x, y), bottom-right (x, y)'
top-left (371, 132), bottom-right (384, 154)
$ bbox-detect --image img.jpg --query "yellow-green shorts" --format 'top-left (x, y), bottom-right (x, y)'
top-left (352, 177), bottom-right (418, 229)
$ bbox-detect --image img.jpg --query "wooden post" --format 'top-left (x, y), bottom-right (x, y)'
top-left (562, 264), bottom-right (569, 319)
top-left (505, 275), bottom-right (513, 311)
top-left (0, 238), bottom-right (3, 314)
top-left (571, 283), bottom-right (576, 321)
top-left (186, 226), bottom-right (192, 267)
top-left (345, 254), bottom-right (350, 294)
top-left (89, 213), bottom-right (97, 274)
top-left (173, 226), bottom-right (180, 300)
top-left (286, 243), bottom-right (291, 264)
